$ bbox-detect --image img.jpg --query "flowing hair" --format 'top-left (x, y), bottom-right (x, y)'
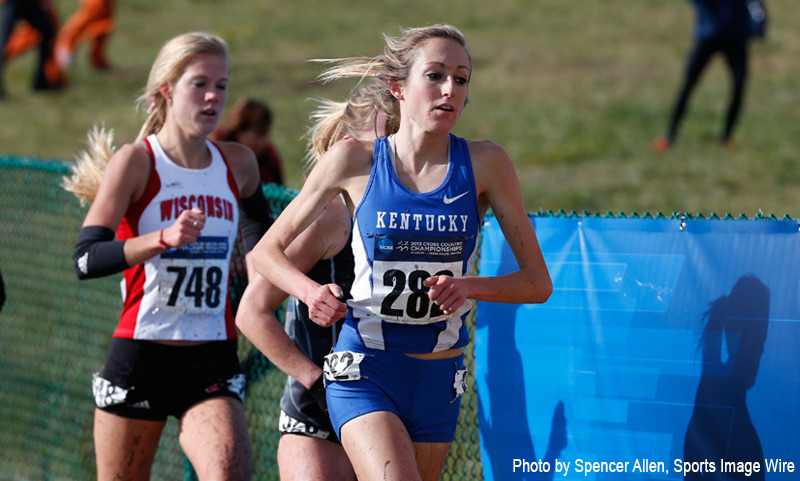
top-left (309, 23), bottom-right (471, 137)
top-left (304, 82), bottom-right (398, 168)
top-left (60, 125), bottom-right (116, 206)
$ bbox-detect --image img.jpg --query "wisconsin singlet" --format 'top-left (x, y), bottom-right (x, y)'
top-left (342, 134), bottom-right (480, 354)
top-left (114, 134), bottom-right (240, 341)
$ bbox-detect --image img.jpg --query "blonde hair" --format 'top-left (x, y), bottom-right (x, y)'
top-left (60, 125), bottom-right (116, 205)
top-left (304, 82), bottom-right (398, 167)
top-left (136, 32), bottom-right (229, 142)
top-left (61, 32), bottom-right (229, 205)
top-left (313, 24), bottom-right (471, 124)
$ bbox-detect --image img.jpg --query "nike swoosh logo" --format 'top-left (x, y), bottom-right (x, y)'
top-left (443, 191), bottom-right (469, 204)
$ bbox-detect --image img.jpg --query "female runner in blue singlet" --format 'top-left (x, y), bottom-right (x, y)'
top-left (251, 24), bottom-right (552, 481)
top-left (237, 83), bottom-right (392, 481)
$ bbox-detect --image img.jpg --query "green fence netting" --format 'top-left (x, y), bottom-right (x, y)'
top-left (0, 157), bottom-right (483, 481)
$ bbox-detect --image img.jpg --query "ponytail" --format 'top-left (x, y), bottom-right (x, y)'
top-left (60, 125), bottom-right (117, 206)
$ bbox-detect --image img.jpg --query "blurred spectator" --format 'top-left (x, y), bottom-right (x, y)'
top-left (214, 98), bottom-right (285, 186)
top-left (55, 0), bottom-right (114, 71)
top-left (0, 0), bottom-right (63, 96)
top-left (655, 0), bottom-right (756, 151)
top-left (2, 0), bottom-right (64, 87)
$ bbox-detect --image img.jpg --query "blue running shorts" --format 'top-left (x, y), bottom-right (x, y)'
top-left (324, 344), bottom-right (468, 443)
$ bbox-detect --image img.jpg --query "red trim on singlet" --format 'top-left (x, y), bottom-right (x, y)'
top-left (125, 138), bottom-right (162, 231)
top-left (114, 138), bottom-right (162, 338)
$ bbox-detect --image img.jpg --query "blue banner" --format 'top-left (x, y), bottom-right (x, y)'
top-left (476, 216), bottom-right (800, 480)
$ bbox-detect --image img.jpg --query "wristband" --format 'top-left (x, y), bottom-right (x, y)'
top-left (158, 229), bottom-right (169, 249)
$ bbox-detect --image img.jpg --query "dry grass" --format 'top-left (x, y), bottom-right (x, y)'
top-left (1, 0), bottom-right (798, 216)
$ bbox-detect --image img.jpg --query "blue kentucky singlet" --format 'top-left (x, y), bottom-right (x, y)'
top-left (343, 134), bottom-right (480, 354)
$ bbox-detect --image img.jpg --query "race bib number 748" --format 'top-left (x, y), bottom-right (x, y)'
top-left (157, 236), bottom-right (228, 315)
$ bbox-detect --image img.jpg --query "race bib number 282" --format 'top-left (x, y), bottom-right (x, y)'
top-left (371, 234), bottom-right (465, 324)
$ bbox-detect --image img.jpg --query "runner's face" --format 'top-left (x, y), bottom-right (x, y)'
top-left (168, 53), bottom-right (229, 137)
top-left (397, 37), bottom-right (471, 135)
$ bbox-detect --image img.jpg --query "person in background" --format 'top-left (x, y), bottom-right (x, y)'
top-left (214, 97), bottom-right (285, 186)
top-left (0, 0), bottom-right (62, 96)
top-left (654, 0), bottom-right (756, 151)
top-left (1, 0), bottom-right (65, 89)
top-left (237, 82), bottom-right (393, 481)
top-left (251, 24), bottom-right (552, 481)
top-left (61, 31), bottom-right (271, 481)
top-left (55, 0), bottom-right (114, 71)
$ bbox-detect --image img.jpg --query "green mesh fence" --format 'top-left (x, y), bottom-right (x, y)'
top-left (0, 157), bottom-right (484, 480)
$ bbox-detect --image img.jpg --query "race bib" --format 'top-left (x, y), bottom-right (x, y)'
top-left (323, 351), bottom-right (366, 382)
top-left (453, 369), bottom-right (469, 398)
top-left (156, 236), bottom-right (229, 315)
top-left (371, 233), bottom-right (466, 324)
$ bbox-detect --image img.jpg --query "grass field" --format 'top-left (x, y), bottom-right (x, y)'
top-left (2, 0), bottom-right (799, 216)
top-left (1, 2), bottom-right (797, 479)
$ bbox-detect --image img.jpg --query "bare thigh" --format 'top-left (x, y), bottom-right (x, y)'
top-left (179, 397), bottom-right (252, 481)
top-left (94, 408), bottom-right (166, 481)
top-left (277, 434), bottom-right (356, 481)
top-left (340, 410), bottom-right (451, 481)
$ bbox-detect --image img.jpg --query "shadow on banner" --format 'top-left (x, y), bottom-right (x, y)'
top-left (475, 216), bottom-right (800, 481)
